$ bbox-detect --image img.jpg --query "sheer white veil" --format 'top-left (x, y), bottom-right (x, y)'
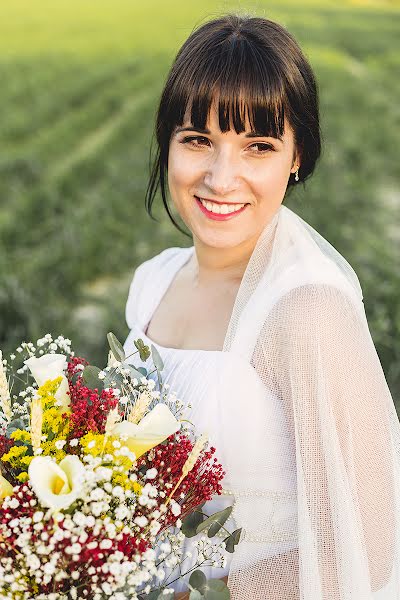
top-left (221, 204), bottom-right (400, 599)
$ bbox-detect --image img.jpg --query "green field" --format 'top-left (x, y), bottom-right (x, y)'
top-left (0, 0), bottom-right (399, 405)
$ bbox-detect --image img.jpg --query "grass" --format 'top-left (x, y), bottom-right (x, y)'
top-left (0, 0), bottom-right (399, 405)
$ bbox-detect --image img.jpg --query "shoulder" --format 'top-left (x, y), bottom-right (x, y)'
top-left (128, 245), bottom-right (190, 290)
top-left (275, 282), bottom-right (366, 345)
top-left (125, 246), bottom-right (190, 328)
top-left (132, 246), bottom-right (184, 278)
top-left (266, 282), bottom-right (371, 392)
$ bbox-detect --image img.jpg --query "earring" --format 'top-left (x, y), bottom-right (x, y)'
top-left (295, 167), bottom-right (299, 182)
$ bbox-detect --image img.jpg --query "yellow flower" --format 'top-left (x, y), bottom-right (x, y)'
top-left (1, 444), bottom-right (27, 468)
top-left (20, 454), bottom-right (35, 468)
top-left (36, 378), bottom-right (62, 408)
top-left (112, 471), bottom-right (142, 495)
top-left (11, 430), bottom-right (31, 443)
top-left (43, 405), bottom-right (70, 439)
top-left (80, 432), bottom-right (110, 457)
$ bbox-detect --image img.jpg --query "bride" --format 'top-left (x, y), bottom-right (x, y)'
top-left (124, 13), bottom-right (400, 599)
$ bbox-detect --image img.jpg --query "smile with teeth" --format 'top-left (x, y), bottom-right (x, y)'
top-left (197, 197), bottom-right (247, 214)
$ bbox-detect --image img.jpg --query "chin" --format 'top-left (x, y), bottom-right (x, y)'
top-left (193, 228), bottom-right (253, 250)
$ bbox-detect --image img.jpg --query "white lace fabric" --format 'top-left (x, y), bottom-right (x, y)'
top-left (125, 205), bottom-right (400, 599)
top-left (222, 206), bottom-right (399, 599)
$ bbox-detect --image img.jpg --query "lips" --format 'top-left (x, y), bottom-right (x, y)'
top-left (194, 195), bottom-right (249, 221)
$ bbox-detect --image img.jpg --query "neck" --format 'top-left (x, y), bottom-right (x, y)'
top-left (189, 234), bottom-right (259, 287)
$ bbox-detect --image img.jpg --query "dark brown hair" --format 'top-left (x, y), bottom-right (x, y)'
top-left (145, 13), bottom-right (322, 235)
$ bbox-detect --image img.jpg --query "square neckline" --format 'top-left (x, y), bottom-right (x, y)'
top-left (138, 246), bottom-right (231, 354)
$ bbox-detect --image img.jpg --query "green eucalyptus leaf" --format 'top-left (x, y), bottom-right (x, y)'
top-left (151, 344), bottom-right (164, 371)
top-left (82, 366), bottom-right (104, 391)
top-left (181, 509), bottom-right (205, 538)
top-left (134, 338), bottom-right (151, 362)
top-left (223, 527), bottom-right (242, 553)
top-left (196, 506), bottom-right (232, 536)
top-left (137, 591), bottom-right (162, 600)
top-left (207, 520), bottom-right (224, 538)
top-left (124, 364), bottom-right (144, 381)
top-left (103, 371), bottom-right (124, 390)
top-left (137, 366), bottom-right (148, 377)
top-left (189, 591), bottom-right (204, 600)
top-left (189, 569), bottom-right (207, 594)
top-left (107, 332), bottom-right (125, 362)
top-left (204, 579), bottom-right (230, 600)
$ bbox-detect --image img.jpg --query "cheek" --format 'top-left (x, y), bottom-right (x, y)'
top-left (251, 156), bottom-right (291, 192)
top-left (168, 147), bottom-right (200, 192)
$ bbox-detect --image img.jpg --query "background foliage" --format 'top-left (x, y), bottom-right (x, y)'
top-left (1, 0), bottom-right (399, 408)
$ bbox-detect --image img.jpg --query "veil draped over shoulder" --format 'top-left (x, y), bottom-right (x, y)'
top-left (221, 205), bottom-right (400, 599)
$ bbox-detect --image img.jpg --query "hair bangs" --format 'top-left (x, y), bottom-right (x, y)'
top-left (174, 35), bottom-right (287, 141)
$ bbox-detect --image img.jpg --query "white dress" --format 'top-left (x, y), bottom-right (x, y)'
top-left (123, 245), bottom-right (298, 594)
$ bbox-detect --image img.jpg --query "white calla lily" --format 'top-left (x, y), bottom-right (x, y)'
top-left (25, 354), bottom-right (70, 408)
top-left (0, 473), bottom-right (13, 501)
top-left (112, 403), bottom-right (181, 459)
top-left (28, 455), bottom-right (86, 511)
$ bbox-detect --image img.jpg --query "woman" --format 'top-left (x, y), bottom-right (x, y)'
top-left (124, 14), bottom-right (400, 599)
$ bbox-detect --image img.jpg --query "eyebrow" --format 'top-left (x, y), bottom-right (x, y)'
top-left (174, 126), bottom-right (283, 142)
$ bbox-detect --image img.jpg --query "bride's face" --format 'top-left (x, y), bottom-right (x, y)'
top-left (167, 101), bottom-right (299, 249)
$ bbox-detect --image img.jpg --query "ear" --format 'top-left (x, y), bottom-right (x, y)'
top-left (290, 146), bottom-right (302, 173)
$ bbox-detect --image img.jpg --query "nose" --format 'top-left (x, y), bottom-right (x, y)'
top-left (203, 149), bottom-right (240, 197)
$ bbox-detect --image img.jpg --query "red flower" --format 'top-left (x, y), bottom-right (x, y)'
top-left (67, 381), bottom-right (119, 439)
top-left (138, 433), bottom-right (225, 531)
top-left (66, 356), bottom-right (89, 382)
top-left (65, 357), bottom-right (120, 438)
top-left (0, 435), bottom-right (13, 459)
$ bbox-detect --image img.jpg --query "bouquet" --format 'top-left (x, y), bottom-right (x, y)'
top-left (0, 333), bottom-right (241, 599)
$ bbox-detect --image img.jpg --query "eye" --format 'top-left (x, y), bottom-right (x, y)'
top-left (248, 142), bottom-right (274, 154)
top-left (180, 135), bottom-right (211, 148)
